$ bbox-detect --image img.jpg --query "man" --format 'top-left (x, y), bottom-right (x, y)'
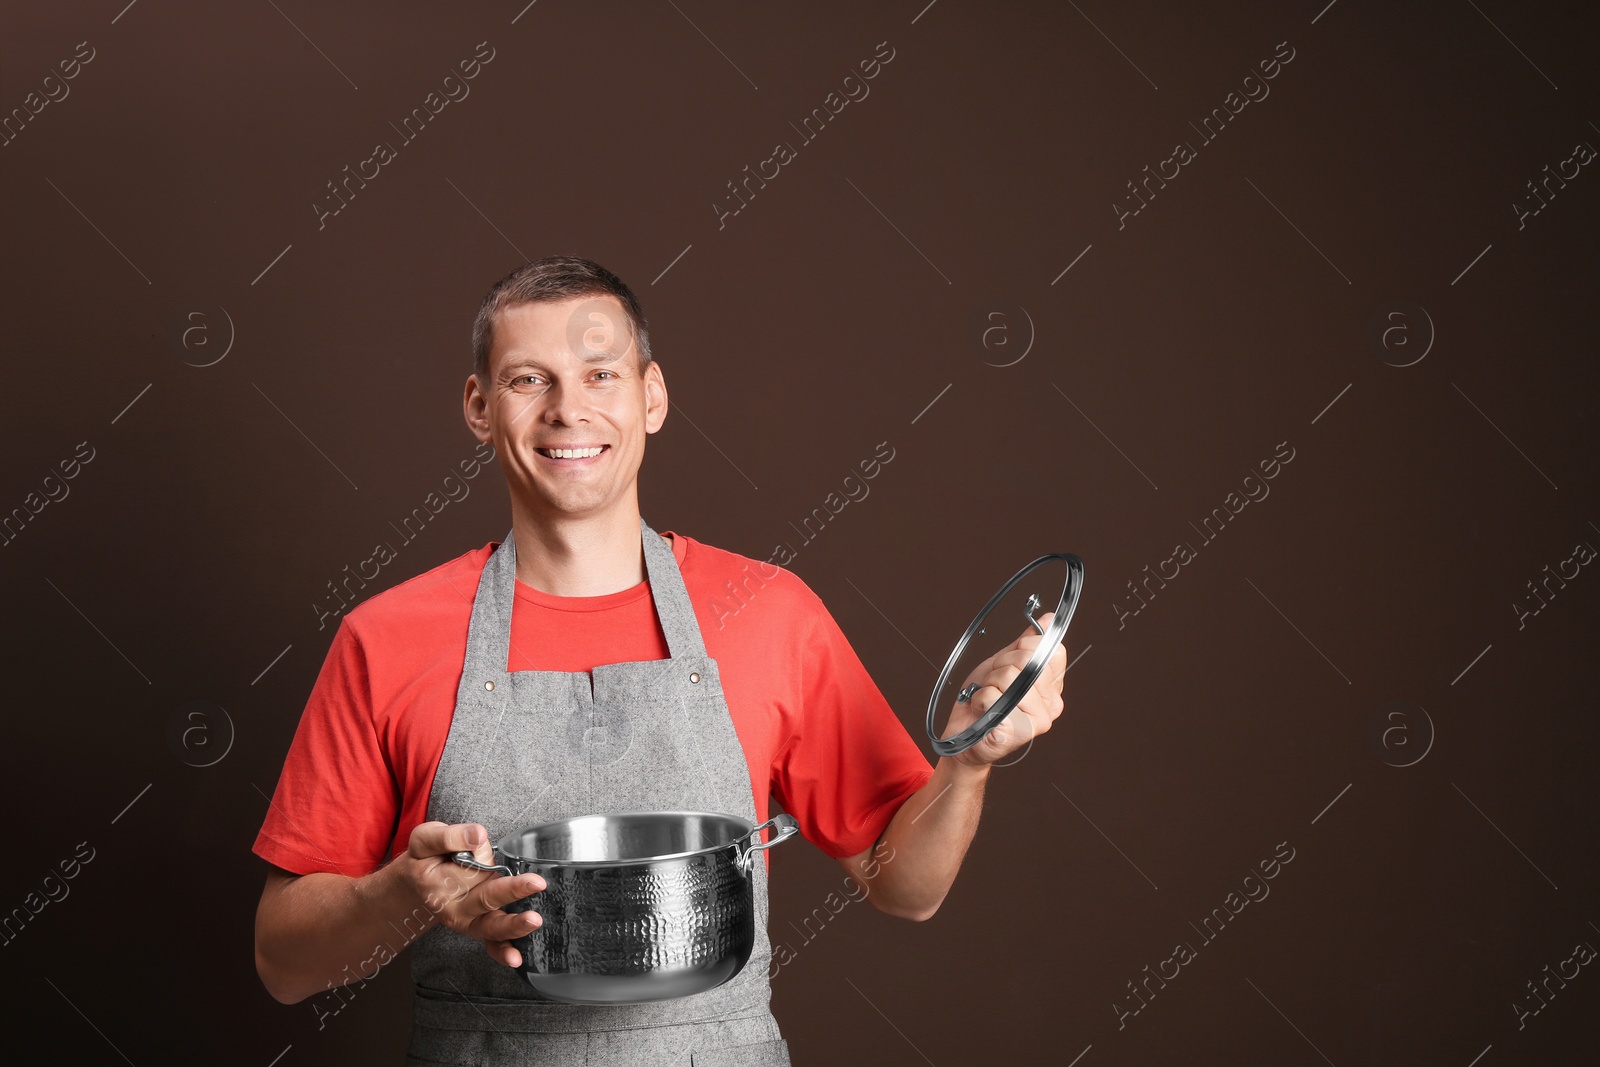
top-left (252, 255), bottom-right (1066, 1065)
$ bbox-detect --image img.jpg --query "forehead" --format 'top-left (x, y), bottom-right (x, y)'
top-left (489, 294), bottom-right (637, 373)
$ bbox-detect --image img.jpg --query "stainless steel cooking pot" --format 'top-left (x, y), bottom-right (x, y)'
top-left (451, 810), bottom-right (800, 1004)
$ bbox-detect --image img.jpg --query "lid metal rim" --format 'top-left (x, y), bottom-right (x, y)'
top-left (925, 553), bottom-right (1085, 758)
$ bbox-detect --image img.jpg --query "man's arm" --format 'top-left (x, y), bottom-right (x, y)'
top-left (254, 822), bottom-right (546, 1004)
top-left (837, 613), bottom-right (1067, 921)
top-left (836, 758), bottom-right (990, 921)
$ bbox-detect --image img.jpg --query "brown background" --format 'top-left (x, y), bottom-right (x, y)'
top-left (2, 1), bottom-right (1597, 1064)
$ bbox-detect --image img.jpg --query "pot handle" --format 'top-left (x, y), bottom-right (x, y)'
top-left (451, 850), bottom-right (513, 879)
top-left (736, 813), bottom-right (800, 874)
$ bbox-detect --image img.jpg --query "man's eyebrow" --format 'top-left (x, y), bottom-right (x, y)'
top-left (496, 357), bottom-right (549, 377)
top-left (496, 351), bottom-right (630, 376)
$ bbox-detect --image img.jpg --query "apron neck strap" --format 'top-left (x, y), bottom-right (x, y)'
top-left (464, 516), bottom-right (706, 677)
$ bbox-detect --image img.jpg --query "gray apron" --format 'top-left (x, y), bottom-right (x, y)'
top-left (406, 517), bottom-right (791, 1066)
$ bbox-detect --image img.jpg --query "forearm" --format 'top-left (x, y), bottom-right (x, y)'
top-left (255, 859), bottom-right (436, 1004)
top-left (865, 758), bottom-right (991, 921)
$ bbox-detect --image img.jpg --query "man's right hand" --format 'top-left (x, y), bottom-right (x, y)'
top-left (254, 820), bottom-right (549, 1004)
top-left (399, 821), bottom-right (546, 968)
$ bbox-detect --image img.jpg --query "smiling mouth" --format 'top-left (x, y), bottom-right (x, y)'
top-left (535, 445), bottom-right (609, 460)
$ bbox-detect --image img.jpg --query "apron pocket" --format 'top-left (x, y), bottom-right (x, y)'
top-left (692, 1036), bottom-right (792, 1066)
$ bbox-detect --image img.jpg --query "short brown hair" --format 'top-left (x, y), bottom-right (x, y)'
top-left (471, 255), bottom-right (652, 379)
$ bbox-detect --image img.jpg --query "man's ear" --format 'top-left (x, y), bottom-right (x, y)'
top-left (463, 373), bottom-right (493, 442)
top-left (644, 360), bottom-right (668, 434)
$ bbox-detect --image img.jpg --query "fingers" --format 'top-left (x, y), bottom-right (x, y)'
top-left (985, 646), bottom-right (1058, 675)
top-left (445, 869), bottom-right (545, 949)
top-left (989, 703), bottom-right (1039, 746)
top-left (977, 648), bottom-right (1068, 702)
top-left (468, 904), bottom-right (543, 945)
top-left (951, 641), bottom-right (1068, 744)
top-left (483, 938), bottom-right (525, 969)
top-left (428, 866), bottom-right (544, 919)
top-left (976, 663), bottom-right (1062, 730)
top-left (949, 610), bottom-right (1069, 763)
top-left (985, 640), bottom-right (1068, 687)
top-left (967, 666), bottom-right (1018, 713)
top-left (478, 871), bottom-right (547, 912)
top-left (987, 648), bottom-right (1034, 672)
top-left (410, 821), bottom-right (493, 864)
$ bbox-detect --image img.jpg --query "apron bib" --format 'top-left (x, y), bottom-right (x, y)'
top-left (406, 517), bottom-right (790, 1066)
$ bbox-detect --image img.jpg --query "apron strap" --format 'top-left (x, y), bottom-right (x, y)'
top-left (638, 516), bottom-right (707, 660)
top-left (459, 517), bottom-right (705, 695)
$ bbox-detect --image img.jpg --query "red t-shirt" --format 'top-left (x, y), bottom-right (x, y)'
top-left (253, 531), bottom-right (935, 876)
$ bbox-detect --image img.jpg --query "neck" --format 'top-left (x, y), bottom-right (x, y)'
top-left (508, 496), bottom-right (658, 596)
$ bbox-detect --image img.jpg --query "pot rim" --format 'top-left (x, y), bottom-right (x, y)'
top-left (493, 809), bottom-right (778, 868)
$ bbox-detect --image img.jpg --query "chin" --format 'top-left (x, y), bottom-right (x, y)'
top-left (540, 494), bottom-right (613, 515)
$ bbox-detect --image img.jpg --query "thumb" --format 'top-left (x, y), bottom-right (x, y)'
top-left (410, 820), bottom-right (491, 860)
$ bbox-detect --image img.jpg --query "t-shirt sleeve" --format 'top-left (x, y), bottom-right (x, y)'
top-left (772, 579), bottom-right (935, 859)
top-left (252, 616), bottom-right (399, 877)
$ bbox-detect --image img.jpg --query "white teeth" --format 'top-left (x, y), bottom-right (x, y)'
top-left (541, 446), bottom-right (604, 459)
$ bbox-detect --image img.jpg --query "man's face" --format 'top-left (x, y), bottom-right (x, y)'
top-left (465, 294), bottom-right (666, 519)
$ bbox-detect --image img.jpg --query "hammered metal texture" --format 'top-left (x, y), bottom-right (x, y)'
top-left (508, 855), bottom-right (755, 976)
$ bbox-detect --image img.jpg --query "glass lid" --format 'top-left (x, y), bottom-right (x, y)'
top-left (925, 552), bottom-right (1084, 758)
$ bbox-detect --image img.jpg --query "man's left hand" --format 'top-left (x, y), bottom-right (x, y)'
top-left (941, 611), bottom-right (1066, 768)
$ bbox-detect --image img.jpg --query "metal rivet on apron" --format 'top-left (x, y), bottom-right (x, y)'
top-left (484, 680), bottom-right (495, 691)
top-left (690, 672), bottom-right (700, 683)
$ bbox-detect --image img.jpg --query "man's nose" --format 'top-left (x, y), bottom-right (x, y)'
top-left (541, 380), bottom-right (592, 424)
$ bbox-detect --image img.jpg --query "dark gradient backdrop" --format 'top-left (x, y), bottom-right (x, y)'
top-left (2, 2), bottom-right (1597, 1064)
